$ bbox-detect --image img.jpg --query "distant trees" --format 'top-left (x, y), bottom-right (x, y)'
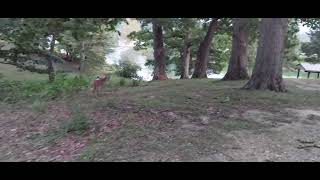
top-left (0, 18), bottom-right (124, 81)
top-left (301, 30), bottom-right (320, 63)
top-left (129, 18), bottom-right (232, 80)
top-left (3, 18), bottom-right (318, 93)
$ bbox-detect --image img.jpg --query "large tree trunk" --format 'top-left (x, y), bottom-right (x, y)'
top-left (192, 18), bottom-right (219, 79)
top-left (152, 19), bottom-right (168, 81)
top-left (243, 18), bottom-right (289, 92)
top-left (222, 18), bottom-right (250, 81)
top-left (48, 34), bottom-right (56, 82)
top-left (180, 31), bottom-right (192, 79)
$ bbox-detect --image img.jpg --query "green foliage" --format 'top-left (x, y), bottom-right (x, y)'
top-left (31, 99), bottom-right (47, 113)
top-left (0, 18), bottom-right (125, 79)
top-left (0, 73), bottom-right (89, 103)
top-left (301, 29), bottom-right (320, 63)
top-left (80, 146), bottom-right (97, 161)
top-left (298, 18), bottom-right (320, 31)
top-left (119, 78), bottom-right (126, 86)
top-left (209, 32), bottom-right (232, 73)
top-left (283, 19), bottom-right (302, 68)
top-left (116, 60), bottom-right (141, 79)
top-left (61, 113), bottom-right (91, 135)
top-left (105, 75), bottom-right (133, 88)
top-left (128, 18), bottom-right (235, 76)
top-left (32, 105), bottom-right (92, 145)
top-left (132, 79), bottom-right (141, 87)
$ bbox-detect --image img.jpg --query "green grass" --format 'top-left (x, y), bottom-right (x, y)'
top-left (3, 65), bottom-right (320, 161)
top-left (79, 146), bottom-right (97, 161)
top-left (215, 118), bottom-right (268, 132)
top-left (60, 114), bottom-right (91, 135)
top-left (31, 99), bottom-right (48, 113)
top-left (30, 105), bottom-right (92, 146)
top-left (0, 64), bottom-right (47, 81)
top-left (75, 78), bottom-right (320, 161)
top-left (0, 73), bottom-right (90, 103)
top-left (106, 75), bottom-right (138, 88)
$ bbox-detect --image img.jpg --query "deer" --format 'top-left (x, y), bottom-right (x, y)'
top-left (91, 73), bottom-right (111, 97)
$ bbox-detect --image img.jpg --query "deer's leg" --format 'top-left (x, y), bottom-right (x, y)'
top-left (97, 87), bottom-right (101, 97)
top-left (94, 87), bottom-right (98, 98)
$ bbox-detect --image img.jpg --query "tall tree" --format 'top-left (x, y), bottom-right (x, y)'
top-left (28, 18), bottom-right (70, 82)
top-left (0, 18), bottom-right (124, 79)
top-left (180, 31), bottom-right (192, 79)
top-left (152, 19), bottom-right (168, 80)
top-left (192, 18), bottom-right (219, 78)
top-left (222, 18), bottom-right (250, 80)
top-left (128, 18), bottom-right (231, 78)
top-left (243, 18), bottom-right (289, 92)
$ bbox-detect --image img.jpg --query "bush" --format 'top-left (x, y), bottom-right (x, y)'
top-left (132, 79), bottom-right (140, 87)
top-left (60, 105), bottom-right (91, 135)
top-left (116, 60), bottom-right (141, 79)
top-left (31, 99), bottom-right (47, 113)
top-left (106, 75), bottom-right (132, 88)
top-left (0, 73), bottom-right (90, 103)
top-left (119, 78), bottom-right (126, 86)
top-left (132, 77), bottom-right (142, 87)
top-left (61, 113), bottom-right (91, 135)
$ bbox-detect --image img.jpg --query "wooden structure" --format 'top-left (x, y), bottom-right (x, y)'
top-left (296, 63), bottom-right (320, 79)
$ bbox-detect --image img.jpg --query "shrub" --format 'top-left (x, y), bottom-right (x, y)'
top-left (0, 73), bottom-right (90, 103)
top-left (132, 77), bottom-right (142, 87)
top-left (61, 113), bottom-right (91, 135)
top-left (119, 78), bottom-right (126, 86)
top-left (31, 99), bottom-right (47, 113)
top-left (116, 60), bottom-right (141, 79)
top-left (60, 105), bottom-right (91, 135)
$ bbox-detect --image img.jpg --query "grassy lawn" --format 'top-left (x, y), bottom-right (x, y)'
top-left (0, 64), bottom-right (47, 81)
top-left (1, 64), bottom-right (320, 161)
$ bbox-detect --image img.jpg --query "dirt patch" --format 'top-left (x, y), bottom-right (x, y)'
top-left (222, 108), bottom-right (320, 161)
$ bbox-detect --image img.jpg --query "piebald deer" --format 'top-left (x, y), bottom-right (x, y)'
top-left (91, 73), bottom-right (111, 97)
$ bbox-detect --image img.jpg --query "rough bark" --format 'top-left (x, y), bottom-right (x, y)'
top-left (152, 19), bottom-right (168, 81)
top-left (222, 18), bottom-right (250, 81)
top-left (48, 34), bottom-right (56, 82)
top-left (243, 18), bottom-right (289, 92)
top-left (79, 41), bottom-right (86, 74)
top-left (192, 18), bottom-right (219, 79)
top-left (180, 31), bottom-right (192, 79)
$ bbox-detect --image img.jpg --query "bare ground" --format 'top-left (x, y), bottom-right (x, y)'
top-left (1, 79), bottom-right (320, 161)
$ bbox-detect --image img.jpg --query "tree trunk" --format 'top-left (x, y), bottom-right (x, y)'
top-left (222, 18), bottom-right (250, 81)
top-left (48, 34), bottom-right (56, 82)
top-left (152, 19), bottom-right (168, 80)
top-left (79, 41), bottom-right (86, 74)
top-left (192, 18), bottom-right (219, 79)
top-left (243, 18), bottom-right (289, 92)
top-left (180, 31), bottom-right (192, 79)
